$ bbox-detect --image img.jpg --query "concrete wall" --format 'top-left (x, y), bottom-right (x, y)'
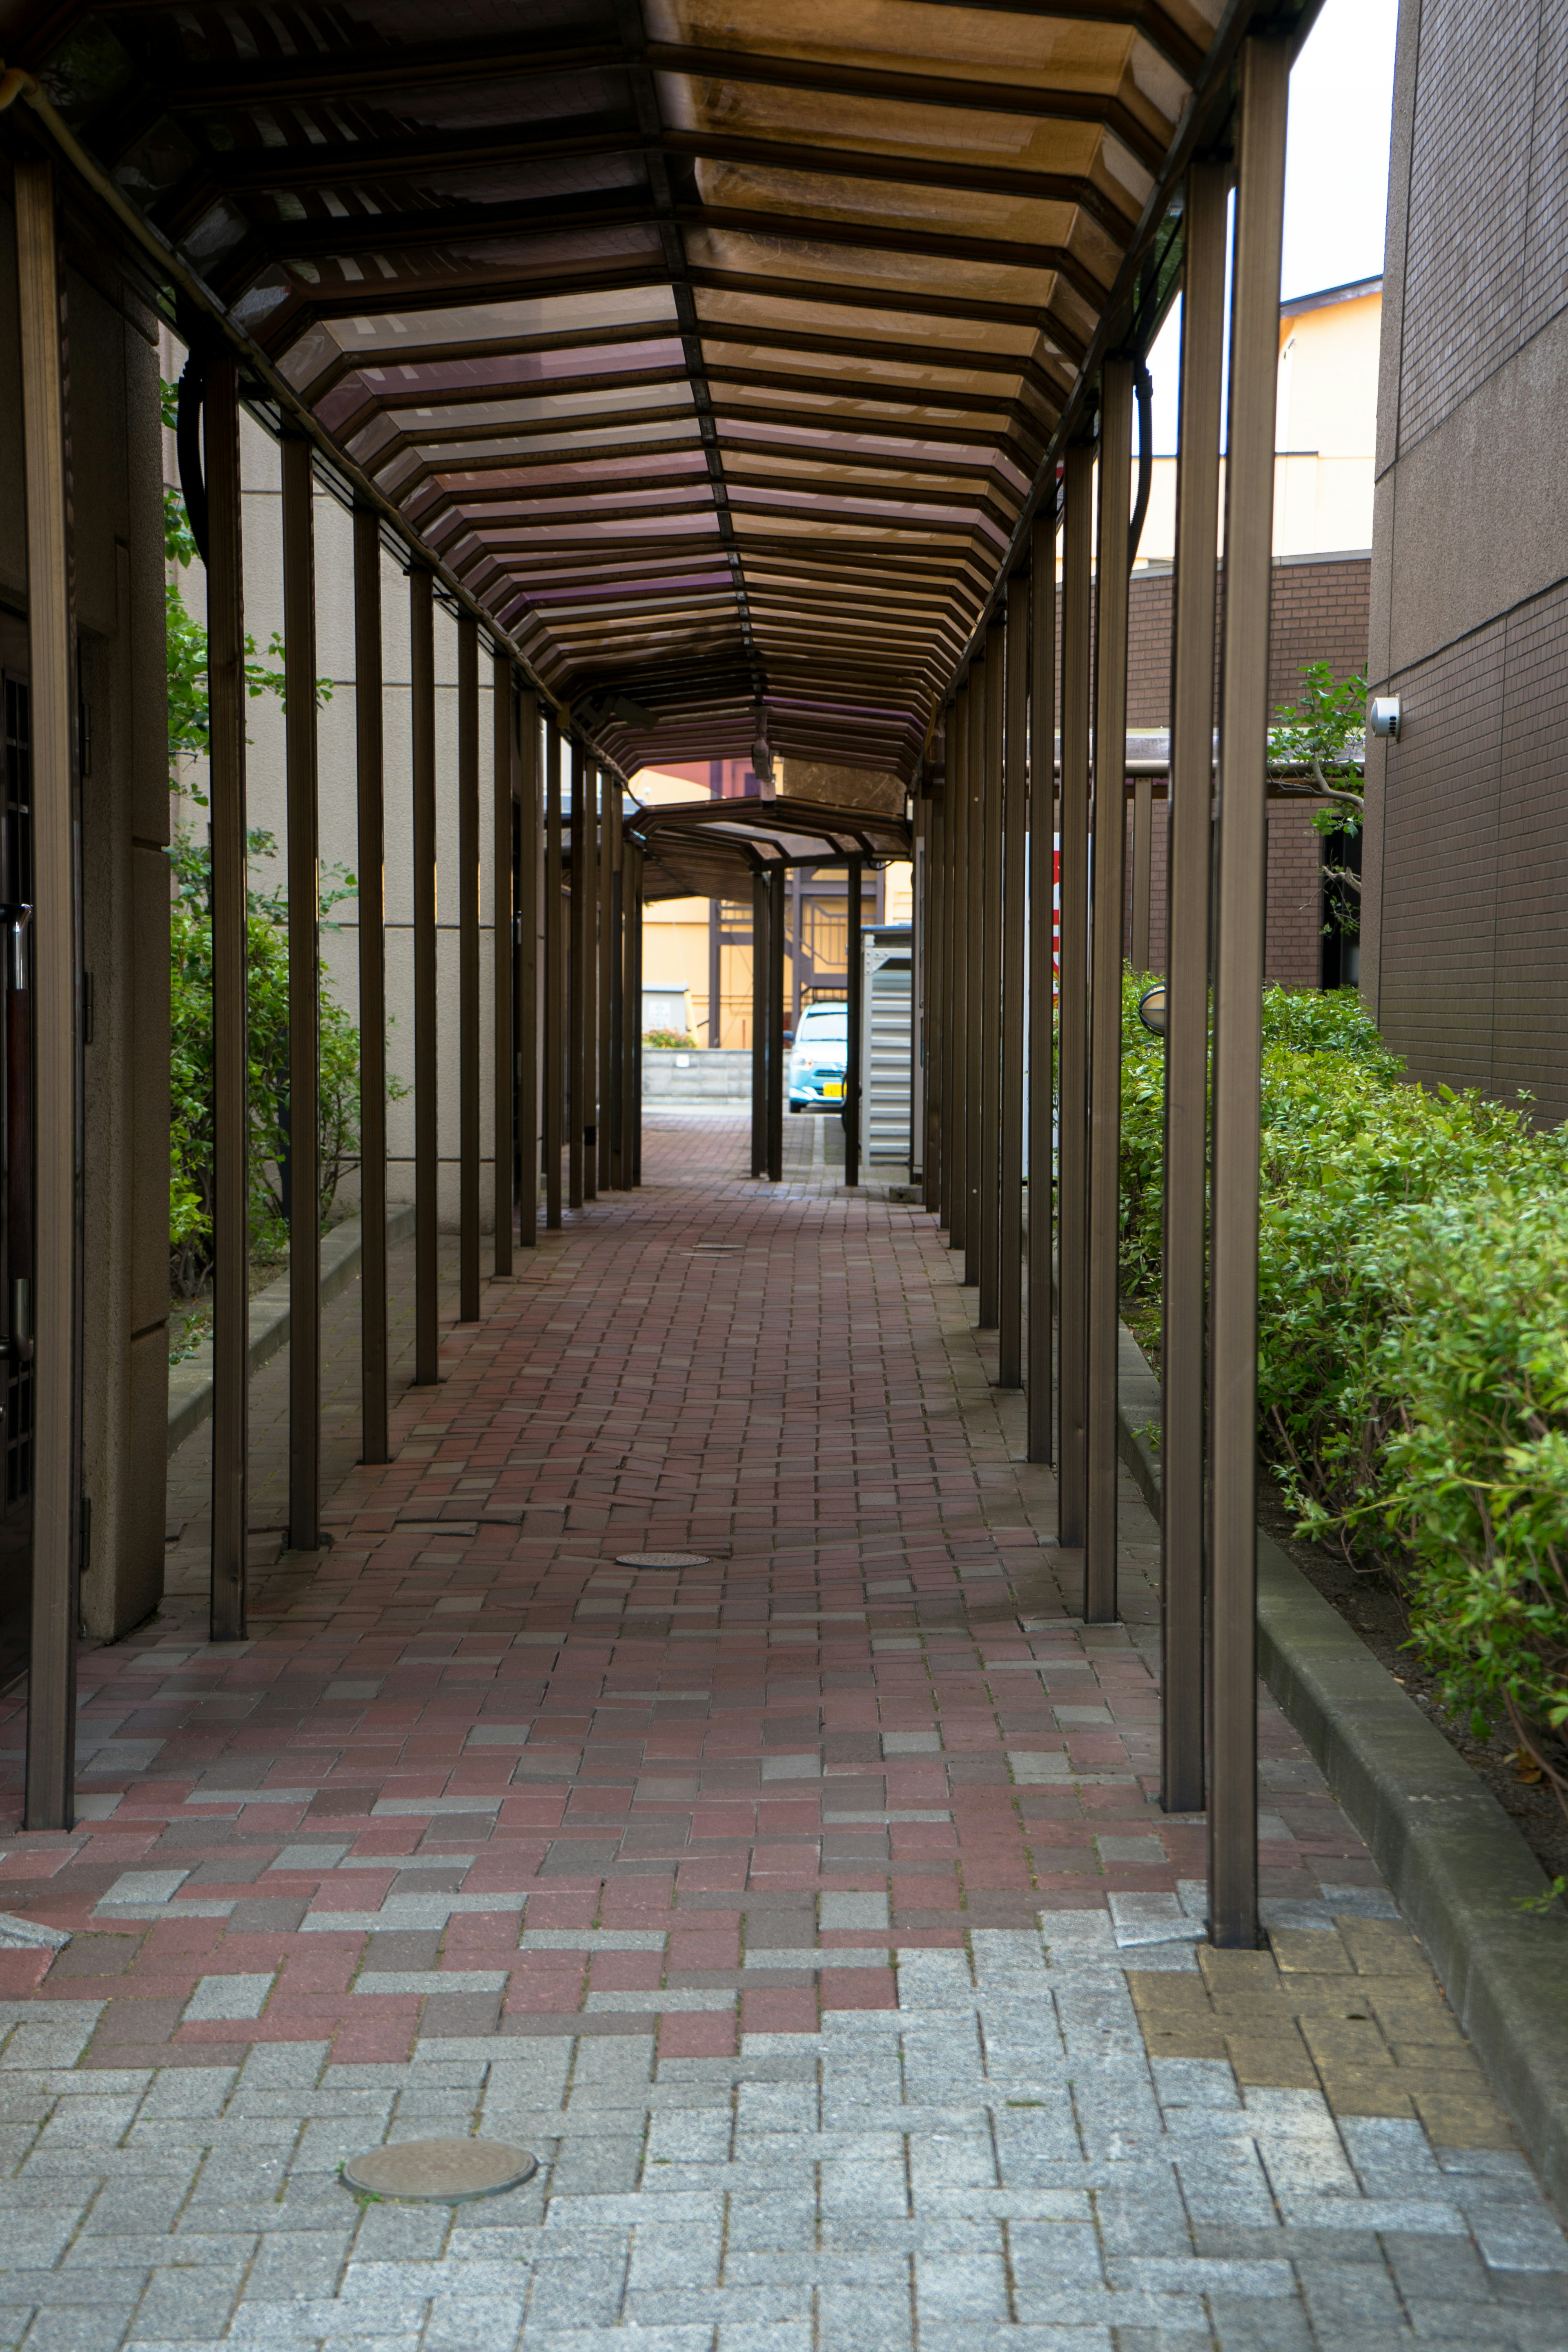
top-left (0, 193), bottom-right (170, 1644)
top-left (1361, 0), bottom-right (1568, 1120)
top-left (165, 363), bottom-right (511, 1230)
top-left (643, 1049), bottom-right (752, 1101)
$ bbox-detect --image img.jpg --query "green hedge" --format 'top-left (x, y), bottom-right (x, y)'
top-left (1118, 977), bottom-right (1568, 1782)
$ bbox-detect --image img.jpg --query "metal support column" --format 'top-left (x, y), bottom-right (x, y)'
top-left (628, 845), bottom-right (644, 1185)
top-left (708, 898), bottom-right (722, 1048)
top-left (945, 684), bottom-right (967, 1249)
top-left (923, 784), bottom-right (944, 1216)
top-left (1027, 510), bottom-right (1058, 1462)
top-left (582, 765), bottom-right (599, 1203)
top-left (492, 655), bottom-right (517, 1272)
top-left (410, 566), bottom-right (439, 1385)
top-left (457, 616), bottom-right (481, 1320)
top-left (543, 714), bottom-right (563, 1229)
top-left (281, 434), bottom-right (321, 1551)
top-left (1085, 360), bottom-right (1135, 1623)
top-left (568, 740), bottom-right (586, 1209)
top-left (598, 769), bottom-right (615, 1192)
top-left (517, 689), bottom-right (541, 1245)
top-left (751, 872), bottom-right (768, 1178)
top-left (767, 866), bottom-right (786, 1183)
top-left (1163, 159), bottom-right (1228, 1819)
top-left (200, 353), bottom-right (250, 1637)
top-left (844, 856), bottom-right (863, 1187)
top-left (963, 659), bottom-right (986, 1285)
top-left (1130, 776), bottom-right (1153, 973)
top-left (999, 584), bottom-right (1028, 1388)
top-left (1057, 443), bottom-right (1094, 1546)
top-left (609, 782), bottom-right (626, 1189)
top-left (16, 159), bottom-right (79, 1823)
top-left (1210, 38), bottom-right (1290, 1950)
top-left (353, 508), bottom-right (388, 1463)
top-left (979, 627), bottom-right (1005, 1326)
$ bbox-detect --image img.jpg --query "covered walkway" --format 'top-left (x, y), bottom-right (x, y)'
top-left (2, 1112), bottom-right (1563, 2347)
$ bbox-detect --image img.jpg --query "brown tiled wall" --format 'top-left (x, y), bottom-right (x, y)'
top-left (1379, 575), bottom-right (1568, 1124)
top-left (1397, 1), bottom-right (1568, 452)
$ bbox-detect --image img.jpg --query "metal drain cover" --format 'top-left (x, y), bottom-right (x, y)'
top-left (341, 2137), bottom-right (538, 2203)
top-left (615, 1551), bottom-right (710, 1569)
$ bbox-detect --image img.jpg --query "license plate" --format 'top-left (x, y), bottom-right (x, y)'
top-left (823, 1080), bottom-right (844, 1098)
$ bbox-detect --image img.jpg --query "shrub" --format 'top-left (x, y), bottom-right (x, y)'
top-left (1117, 977), bottom-right (1568, 1796)
top-left (169, 836), bottom-right (371, 1296)
top-left (643, 1028), bottom-right (697, 1049)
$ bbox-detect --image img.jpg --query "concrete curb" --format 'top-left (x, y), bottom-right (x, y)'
top-left (167, 1205), bottom-right (417, 1458)
top-left (1116, 1323), bottom-right (1568, 2208)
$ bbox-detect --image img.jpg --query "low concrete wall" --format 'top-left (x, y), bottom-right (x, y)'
top-left (167, 1205), bottom-right (417, 1457)
top-left (643, 1047), bottom-right (753, 1101)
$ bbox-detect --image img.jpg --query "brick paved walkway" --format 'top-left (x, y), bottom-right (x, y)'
top-left (0, 1109), bottom-right (1564, 2349)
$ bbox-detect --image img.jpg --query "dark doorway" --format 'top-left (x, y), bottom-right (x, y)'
top-left (1320, 826), bottom-right (1362, 990)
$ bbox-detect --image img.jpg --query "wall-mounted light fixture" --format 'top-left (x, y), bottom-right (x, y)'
top-left (1369, 695), bottom-right (1401, 740)
top-left (1136, 984), bottom-right (1167, 1037)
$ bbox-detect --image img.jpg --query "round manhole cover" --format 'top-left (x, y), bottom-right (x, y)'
top-left (615, 1551), bottom-right (710, 1569)
top-left (341, 2138), bottom-right (538, 2204)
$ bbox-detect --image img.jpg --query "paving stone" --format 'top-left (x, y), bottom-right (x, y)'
top-left (0, 1117), bottom-right (1563, 2350)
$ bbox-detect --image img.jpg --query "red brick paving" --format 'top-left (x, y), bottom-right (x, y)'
top-left (0, 1108), bottom-right (1388, 2063)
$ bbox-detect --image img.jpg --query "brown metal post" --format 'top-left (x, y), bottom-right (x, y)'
top-left (999, 586), bottom-right (1028, 1388)
top-left (609, 783), bottom-right (626, 1187)
top-left (517, 689), bottom-right (541, 1245)
top-left (628, 844), bottom-right (644, 1185)
top-left (457, 615), bottom-right (481, 1319)
top-left (410, 566), bottom-right (439, 1386)
top-left (963, 660), bottom-right (986, 1286)
top-left (1027, 510), bottom-right (1058, 1463)
top-left (16, 160), bottom-right (79, 1824)
top-left (844, 856), bottom-right (864, 1186)
top-left (582, 764), bottom-right (599, 1203)
top-left (768, 866), bottom-right (786, 1183)
top-left (599, 769), bottom-right (615, 1192)
top-left (492, 655), bottom-right (517, 1272)
top-left (1130, 776), bottom-right (1153, 974)
top-left (923, 784), bottom-right (944, 1215)
top-left (568, 739), bottom-right (586, 1209)
top-left (1163, 160), bottom-right (1228, 1819)
top-left (195, 354), bottom-right (250, 1637)
top-left (1057, 443), bottom-right (1094, 1547)
top-left (751, 871), bottom-right (768, 1178)
top-left (1085, 361), bottom-right (1135, 1623)
top-left (979, 629), bottom-right (1005, 1327)
top-left (281, 434), bottom-right (321, 1553)
top-left (946, 683), bottom-right (968, 1249)
top-left (543, 713), bottom-right (563, 1229)
top-left (1210, 37), bottom-right (1290, 1951)
top-left (352, 508), bottom-right (388, 1463)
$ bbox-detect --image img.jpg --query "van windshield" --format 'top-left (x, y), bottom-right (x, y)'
top-left (797, 1009), bottom-right (848, 1035)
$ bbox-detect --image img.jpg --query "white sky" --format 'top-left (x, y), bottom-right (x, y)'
top-left (1146, 0), bottom-right (1400, 450)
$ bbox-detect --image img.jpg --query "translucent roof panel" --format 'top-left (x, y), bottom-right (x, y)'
top-left (27, 0), bottom-right (1268, 775)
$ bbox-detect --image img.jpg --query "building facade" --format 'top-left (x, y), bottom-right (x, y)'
top-left (1361, 0), bottom-right (1568, 1120)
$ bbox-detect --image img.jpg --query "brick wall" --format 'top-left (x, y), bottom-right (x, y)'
top-left (1123, 554), bottom-right (1372, 726)
top-left (1125, 794), bottom-right (1334, 989)
top-left (1109, 555), bottom-right (1370, 986)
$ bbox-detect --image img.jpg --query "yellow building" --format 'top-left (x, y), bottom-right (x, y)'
top-left (633, 764), bottom-right (912, 1047)
top-left (1136, 276), bottom-right (1381, 566)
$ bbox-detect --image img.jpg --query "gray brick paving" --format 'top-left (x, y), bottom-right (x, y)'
top-left (13, 1920), bottom-right (1557, 2348)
